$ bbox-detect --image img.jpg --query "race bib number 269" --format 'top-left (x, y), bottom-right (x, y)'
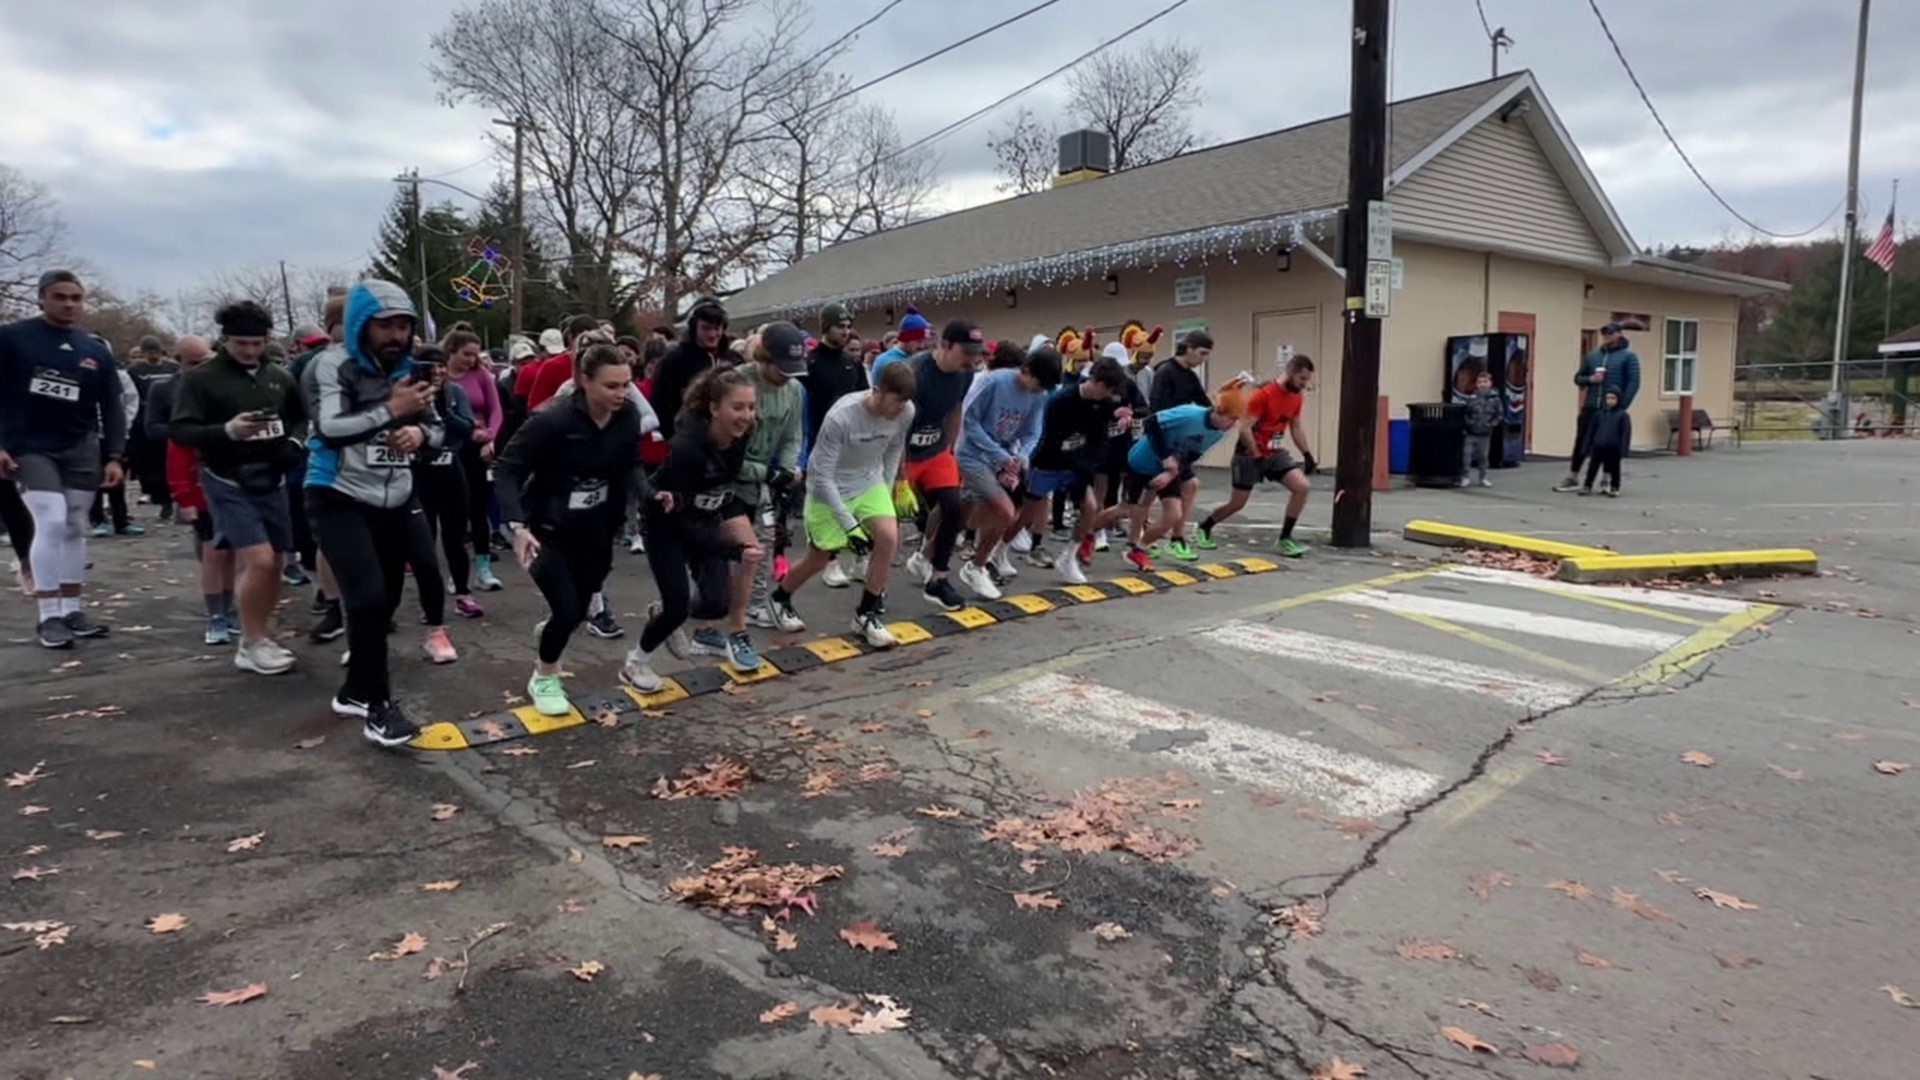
top-left (367, 443), bottom-right (409, 468)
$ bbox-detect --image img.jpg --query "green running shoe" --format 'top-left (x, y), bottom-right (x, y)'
top-left (1193, 525), bottom-right (1219, 551)
top-left (1167, 538), bottom-right (1198, 562)
top-left (1276, 537), bottom-right (1308, 558)
top-left (528, 671), bottom-right (571, 717)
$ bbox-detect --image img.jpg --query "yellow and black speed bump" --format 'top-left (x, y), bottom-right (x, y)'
top-left (410, 555), bottom-right (1285, 750)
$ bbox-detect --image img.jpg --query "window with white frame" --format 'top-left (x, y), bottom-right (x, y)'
top-left (1662, 318), bottom-right (1699, 396)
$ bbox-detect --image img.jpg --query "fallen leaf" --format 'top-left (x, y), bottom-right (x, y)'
top-left (423, 956), bottom-right (463, 981)
top-left (1440, 1025), bottom-right (1498, 1054)
top-left (1522, 967), bottom-right (1562, 992)
top-left (1545, 879), bottom-right (1593, 901)
top-left (847, 994), bottom-right (911, 1035)
top-left (801, 769), bottom-right (840, 798)
top-left (759, 1001), bottom-right (799, 1024)
top-left (1694, 887), bottom-right (1760, 911)
top-left (1395, 937), bottom-right (1462, 962)
top-left (771, 927), bottom-right (798, 952)
top-left (566, 759), bottom-right (599, 770)
top-left (868, 841), bottom-right (908, 858)
top-left (1013, 891), bottom-right (1064, 911)
top-left (1310, 1056), bottom-right (1367, 1080)
top-left (1680, 750), bottom-right (1717, 767)
top-left (1450, 998), bottom-right (1500, 1017)
top-left (1467, 870), bottom-right (1511, 901)
top-left (429, 1063), bottom-right (480, 1080)
top-left (1654, 868), bottom-right (1689, 885)
top-left (293, 736), bottom-right (326, 750)
top-left (501, 746), bottom-right (540, 757)
top-left (959, 728), bottom-right (992, 740)
top-left (147, 913), bottom-right (190, 935)
top-left (1522, 1042), bottom-right (1580, 1068)
top-left (566, 848), bottom-right (584, 864)
top-left (601, 835), bottom-right (651, 850)
top-left (1271, 903), bottom-right (1324, 939)
top-left (557, 897), bottom-right (590, 914)
top-left (4, 761), bottom-right (50, 788)
top-left (18, 804), bottom-right (49, 815)
top-left (21, 844), bottom-right (47, 856)
top-left (1571, 945), bottom-right (1616, 969)
top-left (1874, 760), bottom-right (1912, 775)
top-left (133, 1062), bottom-right (156, 1071)
top-left (1091, 922), bottom-right (1132, 942)
top-left (11, 865), bottom-right (60, 881)
top-left (594, 708), bottom-right (620, 729)
top-left (915, 709), bottom-right (934, 719)
top-left (1711, 949), bottom-right (1761, 969)
top-left (652, 757), bottom-right (752, 800)
top-left (430, 804), bottom-right (461, 821)
top-left (809, 1002), bottom-right (864, 1028)
top-left (1537, 750), bottom-right (1569, 766)
top-left (369, 932), bottom-right (429, 961)
top-left (1609, 886), bottom-right (1681, 925)
top-left (226, 832), bottom-right (265, 852)
top-left (1019, 858), bottom-right (1044, 875)
top-left (916, 805), bottom-right (963, 819)
top-left (197, 983), bottom-right (268, 1007)
top-left (1766, 762), bottom-right (1806, 781)
top-left (568, 959), bottom-right (605, 982)
top-left (1882, 984), bottom-right (1920, 1008)
top-left (1228, 1046), bottom-right (1261, 1062)
top-left (83, 829), bottom-right (124, 841)
top-left (420, 880), bottom-right (463, 892)
top-left (838, 920), bottom-right (899, 952)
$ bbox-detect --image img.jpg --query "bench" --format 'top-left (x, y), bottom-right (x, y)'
top-left (1665, 408), bottom-right (1740, 451)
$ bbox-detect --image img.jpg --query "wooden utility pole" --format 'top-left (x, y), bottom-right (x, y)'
top-left (492, 116), bottom-right (530, 336)
top-left (277, 260), bottom-right (296, 335)
top-left (1491, 26), bottom-right (1513, 78)
top-left (1331, 0), bottom-right (1392, 548)
top-left (1827, 0), bottom-right (1871, 429)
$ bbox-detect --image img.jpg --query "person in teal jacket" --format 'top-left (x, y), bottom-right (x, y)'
top-left (1557, 321), bottom-right (1641, 492)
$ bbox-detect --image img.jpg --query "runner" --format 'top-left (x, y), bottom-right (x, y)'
top-left (124, 335), bottom-right (179, 524)
top-left (1021, 355), bottom-right (1134, 585)
top-left (1194, 353), bottom-right (1317, 558)
top-left (0, 270), bottom-right (128, 649)
top-left (733, 322), bottom-right (807, 651)
top-left (763, 361), bottom-right (915, 645)
top-left (869, 306), bottom-right (930, 380)
top-left (898, 319), bottom-right (983, 610)
top-left (953, 344), bottom-right (1062, 598)
top-left (804, 303), bottom-right (870, 589)
top-left (408, 346), bottom-right (484, 620)
top-left (650, 297), bottom-right (731, 442)
top-left (442, 329), bottom-right (505, 593)
top-left (291, 296), bottom-right (349, 639)
top-left (1122, 386), bottom-right (1247, 572)
top-left (622, 367), bottom-right (761, 693)
top-left (1148, 332), bottom-right (1214, 561)
top-left (88, 356), bottom-right (142, 538)
top-left (1094, 341), bottom-right (1149, 554)
top-left (147, 335), bottom-right (236, 645)
top-left (304, 280), bottom-right (444, 746)
top-left (496, 342), bottom-right (663, 715)
top-left (169, 300), bottom-right (310, 674)
top-left (524, 315), bottom-right (605, 410)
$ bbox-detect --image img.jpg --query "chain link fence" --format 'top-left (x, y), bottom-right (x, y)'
top-left (1738, 359), bottom-right (1918, 441)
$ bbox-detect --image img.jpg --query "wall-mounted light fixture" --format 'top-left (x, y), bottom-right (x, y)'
top-left (1004, 288), bottom-right (1018, 309)
top-left (1276, 247), bottom-right (1293, 273)
top-left (1104, 274), bottom-right (1119, 296)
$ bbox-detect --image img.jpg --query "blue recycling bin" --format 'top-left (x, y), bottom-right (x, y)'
top-left (1388, 419), bottom-right (1411, 475)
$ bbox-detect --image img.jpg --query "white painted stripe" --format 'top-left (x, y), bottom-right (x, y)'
top-left (1437, 566), bottom-right (1752, 615)
top-left (1199, 622), bottom-right (1587, 711)
top-left (1331, 590), bottom-right (1686, 651)
top-left (982, 672), bottom-right (1442, 818)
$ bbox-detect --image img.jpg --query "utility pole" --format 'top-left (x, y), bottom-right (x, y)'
top-left (1490, 26), bottom-right (1513, 78)
top-left (1827, 0), bottom-right (1871, 434)
top-left (1331, 0), bottom-right (1391, 548)
top-left (492, 116), bottom-right (531, 337)
top-left (277, 259), bottom-right (296, 335)
top-left (392, 169), bottom-right (432, 337)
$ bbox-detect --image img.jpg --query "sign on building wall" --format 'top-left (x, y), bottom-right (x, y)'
top-left (1173, 318), bottom-right (1208, 346)
top-left (1173, 275), bottom-right (1207, 307)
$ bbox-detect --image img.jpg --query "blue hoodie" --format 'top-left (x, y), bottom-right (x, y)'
top-left (956, 367), bottom-right (1045, 473)
top-left (304, 281), bottom-right (443, 508)
top-left (1127, 403), bottom-right (1229, 475)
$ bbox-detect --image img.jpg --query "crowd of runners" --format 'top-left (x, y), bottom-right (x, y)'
top-left (0, 271), bottom-right (1319, 748)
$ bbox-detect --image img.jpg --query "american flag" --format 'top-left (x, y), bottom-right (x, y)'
top-left (1864, 211), bottom-right (1898, 272)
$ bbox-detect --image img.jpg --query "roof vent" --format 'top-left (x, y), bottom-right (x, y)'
top-left (1056, 129), bottom-right (1113, 187)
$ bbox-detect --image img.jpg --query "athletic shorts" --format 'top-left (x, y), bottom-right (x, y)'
top-left (1123, 461), bottom-right (1194, 504)
top-left (15, 438), bottom-right (102, 493)
top-left (190, 511), bottom-right (229, 550)
top-left (903, 450), bottom-right (961, 493)
top-left (803, 483), bottom-right (895, 552)
top-left (959, 462), bottom-right (1017, 503)
top-left (1024, 468), bottom-right (1084, 499)
top-left (201, 470), bottom-right (293, 552)
top-left (1230, 450), bottom-right (1301, 491)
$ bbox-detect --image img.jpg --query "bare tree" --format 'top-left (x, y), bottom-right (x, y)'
top-left (1064, 42), bottom-right (1204, 170)
top-left (176, 264), bottom-right (346, 336)
top-left (430, 0), bottom-right (654, 317)
top-left (0, 164), bottom-right (67, 318)
top-left (988, 107), bottom-right (1057, 195)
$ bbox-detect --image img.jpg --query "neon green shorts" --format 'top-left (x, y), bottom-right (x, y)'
top-left (803, 484), bottom-right (895, 552)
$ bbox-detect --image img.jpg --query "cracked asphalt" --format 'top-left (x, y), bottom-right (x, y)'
top-left (3, 442), bottom-right (1918, 1080)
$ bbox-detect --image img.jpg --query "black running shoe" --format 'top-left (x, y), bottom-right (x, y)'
top-left (586, 610), bottom-right (625, 639)
top-left (310, 602), bottom-right (345, 643)
top-left (362, 701), bottom-right (420, 748)
top-left (37, 616), bottom-right (75, 650)
top-left (63, 610), bottom-right (109, 638)
top-left (922, 577), bottom-right (965, 612)
top-left (332, 691), bottom-right (370, 720)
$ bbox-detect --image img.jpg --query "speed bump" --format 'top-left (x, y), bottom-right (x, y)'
top-left (1402, 520), bottom-right (1614, 560)
top-left (1559, 549), bottom-right (1818, 584)
top-left (408, 555), bottom-right (1288, 751)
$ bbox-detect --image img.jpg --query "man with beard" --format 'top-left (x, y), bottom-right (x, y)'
top-left (125, 334), bottom-right (179, 523)
top-left (804, 302), bottom-right (868, 588)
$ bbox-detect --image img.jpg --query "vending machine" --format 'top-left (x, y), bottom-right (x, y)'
top-left (1445, 333), bottom-right (1530, 467)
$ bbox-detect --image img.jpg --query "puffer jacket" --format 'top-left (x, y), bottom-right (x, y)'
top-left (303, 280), bottom-right (444, 508)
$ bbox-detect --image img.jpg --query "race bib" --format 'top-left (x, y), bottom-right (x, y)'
top-left (248, 419), bottom-right (287, 441)
top-left (1130, 419), bottom-right (1146, 438)
top-left (1060, 433), bottom-right (1087, 452)
top-left (693, 490), bottom-right (727, 512)
top-left (29, 372), bottom-right (80, 403)
top-left (430, 450), bottom-right (455, 466)
top-left (567, 480), bottom-right (607, 510)
top-left (908, 428), bottom-right (941, 447)
top-left (367, 442), bottom-right (409, 468)
top-left (1107, 418), bottom-right (1127, 437)
top-left (1269, 431), bottom-right (1286, 450)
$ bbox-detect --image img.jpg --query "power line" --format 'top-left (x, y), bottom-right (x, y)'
top-left (1583, 0), bottom-right (1841, 240)
top-left (814, 0), bottom-right (913, 58)
top-left (1474, 0), bottom-right (1494, 39)
top-left (422, 154), bottom-right (494, 181)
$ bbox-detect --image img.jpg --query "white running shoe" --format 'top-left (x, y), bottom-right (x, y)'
top-left (619, 650), bottom-right (662, 693)
top-left (990, 543), bottom-right (1020, 579)
top-left (822, 560), bottom-right (851, 588)
top-left (646, 600), bottom-right (694, 659)
top-left (1053, 545), bottom-right (1089, 586)
top-left (1008, 528), bottom-right (1034, 554)
top-left (904, 551), bottom-right (932, 585)
top-left (1093, 529), bottom-right (1111, 553)
top-left (852, 610), bottom-right (897, 649)
top-left (851, 553), bottom-right (871, 582)
top-left (234, 638), bottom-right (295, 675)
top-left (746, 605), bottom-right (778, 630)
top-left (628, 533), bottom-right (646, 554)
top-left (957, 561), bottom-right (1003, 600)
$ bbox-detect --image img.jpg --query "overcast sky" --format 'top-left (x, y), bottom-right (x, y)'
top-left (2, 0), bottom-right (1915, 303)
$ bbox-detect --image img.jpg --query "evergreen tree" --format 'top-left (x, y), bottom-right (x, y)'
top-left (366, 186), bottom-right (478, 341)
top-left (1761, 244), bottom-right (1920, 366)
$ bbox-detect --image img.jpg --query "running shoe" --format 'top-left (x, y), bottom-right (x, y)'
top-left (309, 593), bottom-right (331, 615)
top-left (957, 561), bottom-right (1002, 600)
top-left (904, 551), bottom-right (932, 585)
top-left (424, 627), bottom-right (458, 664)
top-left (852, 610), bottom-right (897, 649)
top-left (204, 614), bottom-right (232, 646)
top-left (89, 523), bottom-right (111, 539)
top-left (331, 691), bottom-right (370, 720)
top-left (620, 650), bottom-right (662, 693)
top-left (1478, 477), bottom-right (1493, 488)
top-left (453, 595), bottom-right (485, 619)
top-left (1148, 542), bottom-right (1165, 560)
top-left (746, 605), bottom-right (778, 630)
top-left (528, 671), bottom-right (570, 717)
top-left (1275, 537), bottom-right (1308, 559)
top-left (63, 610), bottom-right (109, 638)
top-left (1193, 525), bottom-right (1219, 551)
top-left (363, 701), bottom-right (420, 749)
top-left (1092, 529), bottom-right (1111, 553)
top-left (1125, 546), bottom-right (1155, 573)
top-left (37, 616), bottom-right (74, 650)
top-left (1077, 535), bottom-right (1096, 565)
top-left (310, 602), bottom-right (345, 643)
top-left (235, 638), bottom-right (295, 675)
top-left (1552, 478), bottom-right (1581, 493)
top-left (1025, 544), bottom-right (1054, 570)
top-left (1604, 486), bottom-right (1620, 498)
top-left (990, 543), bottom-right (1020, 580)
top-left (116, 523), bottom-right (146, 537)
top-left (764, 595), bottom-right (806, 634)
top-left (1008, 528), bottom-right (1033, 554)
top-left (850, 554), bottom-right (871, 583)
top-left (1050, 525), bottom-right (1073, 543)
top-left (282, 564), bottom-right (311, 587)
top-left (474, 555), bottom-right (504, 592)
top-left (1053, 545), bottom-right (1089, 585)
top-left (1577, 487), bottom-right (1594, 497)
top-left (645, 600), bottom-right (696, 658)
top-left (1166, 538), bottom-right (1198, 562)
top-left (725, 631), bottom-right (760, 671)
top-left (822, 560), bottom-right (851, 588)
top-left (629, 533), bottom-right (646, 554)
top-left (922, 577), bottom-right (965, 612)
top-left (586, 609), bottom-right (624, 639)
top-left (689, 627), bottom-right (728, 657)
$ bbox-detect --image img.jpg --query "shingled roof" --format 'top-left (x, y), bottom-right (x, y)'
top-left (727, 73), bottom-right (1526, 317)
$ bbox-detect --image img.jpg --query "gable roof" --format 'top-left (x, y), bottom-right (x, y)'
top-left (727, 73), bottom-right (1531, 318)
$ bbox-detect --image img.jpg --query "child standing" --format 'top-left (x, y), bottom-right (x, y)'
top-left (1580, 389), bottom-right (1630, 497)
top-left (1460, 370), bottom-right (1499, 488)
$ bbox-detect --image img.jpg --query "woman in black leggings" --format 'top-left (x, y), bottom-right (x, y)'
top-left (622, 366), bottom-right (759, 694)
top-left (0, 481), bottom-right (34, 589)
top-left (495, 343), bottom-right (659, 717)
top-left (410, 348), bottom-right (483, 620)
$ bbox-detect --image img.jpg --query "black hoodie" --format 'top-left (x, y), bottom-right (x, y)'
top-left (651, 298), bottom-right (729, 440)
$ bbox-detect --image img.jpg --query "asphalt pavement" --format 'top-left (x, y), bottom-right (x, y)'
top-left (3, 442), bottom-right (1917, 1080)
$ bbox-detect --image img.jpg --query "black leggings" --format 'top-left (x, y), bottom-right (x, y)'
top-left (414, 462), bottom-right (471, 594)
top-left (530, 533), bottom-right (615, 663)
top-left (308, 488), bottom-right (415, 707)
top-left (460, 443), bottom-right (493, 556)
top-left (90, 485), bottom-right (128, 530)
top-left (0, 480), bottom-right (33, 564)
top-left (638, 518), bottom-right (733, 655)
top-left (925, 486), bottom-right (966, 572)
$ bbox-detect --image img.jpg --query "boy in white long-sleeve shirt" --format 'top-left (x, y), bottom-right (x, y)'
top-left (766, 361), bottom-right (916, 647)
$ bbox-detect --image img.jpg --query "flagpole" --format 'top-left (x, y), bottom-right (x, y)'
top-left (1887, 178), bottom-right (1899, 343)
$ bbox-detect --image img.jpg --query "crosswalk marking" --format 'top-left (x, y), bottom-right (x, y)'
top-left (1330, 590), bottom-right (1687, 652)
top-left (983, 673), bottom-right (1442, 818)
top-left (1435, 566), bottom-right (1754, 615)
top-left (1199, 622), bottom-right (1588, 710)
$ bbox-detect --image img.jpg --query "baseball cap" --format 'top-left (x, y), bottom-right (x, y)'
top-left (508, 338), bottom-right (538, 362)
top-left (1601, 320), bottom-right (1624, 334)
top-left (943, 318), bottom-right (986, 354)
top-left (759, 321), bottom-right (809, 376)
top-left (538, 327), bottom-right (566, 355)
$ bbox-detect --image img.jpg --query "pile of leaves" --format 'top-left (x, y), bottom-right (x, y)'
top-left (1459, 549), bottom-right (1561, 578)
top-left (668, 846), bottom-right (843, 916)
top-left (979, 773), bottom-right (1202, 863)
top-left (651, 758), bottom-right (752, 801)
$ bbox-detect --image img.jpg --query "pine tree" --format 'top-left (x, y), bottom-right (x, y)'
top-left (366, 186), bottom-right (476, 340)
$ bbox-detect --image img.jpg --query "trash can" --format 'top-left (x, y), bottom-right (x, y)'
top-left (1388, 418), bottom-right (1411, 475)
top-left (1407, 402), bottom-right (1466, 488)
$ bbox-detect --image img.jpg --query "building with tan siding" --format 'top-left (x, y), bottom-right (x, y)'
top-left (725, 72), bottom-right (1783, 461)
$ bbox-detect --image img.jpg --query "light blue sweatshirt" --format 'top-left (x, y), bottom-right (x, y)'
top-left (956, 368), bottom-right (1045, 473)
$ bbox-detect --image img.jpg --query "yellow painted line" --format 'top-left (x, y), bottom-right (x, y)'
top-left (1236, 567), bottom-right (1447, 617)
top-left (1430, 602), bottom-right (1781, 828)
top-left (944, 607), bottom-right (998, 630)
top-left (514, 705), bottom-right (587, 735)
top-left (1366, 606), bottom-right (1612, 684)
top-left (621, 681), bottom-right (690, 709)
top-left (410, 722), bottom-right (471, 751)
top-left (802, 638), bottom-right (865, 663)
top-left (724, 659), bottom-right (784, 685)
top-left (1233, 557), bottom-right (1283, 573)
top-left (1403, 519), bottom-right (1615, 560)
top-left (1004, 594), bottom-right (1055, 615)
top-left (1108, 576), bottom-right (1156, 595)
top-left (1559, 549), bottom-right (1817, 583)
top-left (1062, 584), bottom-right (1109, 603)
top-left (1155, 569), bottom-right (1200, 587)
top-left (1525, 585), bottom-right (1710, 628)
top-left (1193, 563), bottom-right (1239, 579)
top-left (887, 621), bottom-right (934, 646)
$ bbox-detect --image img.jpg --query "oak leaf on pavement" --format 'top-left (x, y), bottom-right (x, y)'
top-left (1711, 949), bottom-right (1761, 969)
top-left (915, 805), bottom-right (963, 819)
top-left (429, 1063), bottom-right (480, 1080)
top-left (1882, 985), bottom-right (1920, 1008)
top-left (1440, 1025), bottom-right (1498, 1054)
top-left (430, 804), bottom-right (461, 821)
top-left (1679, 750), bottom-right (1717, 767)
top-left (847, 996), bottom-right (911, 1035)
top-left (147, 913), bottom-right (189, 935)
top-left (1545, 879), bottom-right (1593, 901)
top-left (1395, 937), bottom-right (1462, 962)
top-left (1450, 998), bottom-right (1500, 1017)
top-left (197, 983), bottom-right (268, 1007)
top-left (759, 1001), bottom-right (799, 1024)
top-left (1522, 1042), bottom-right (1580, 1068)
top-left (568, 960), bottom-right (605, 982)
top-left (1310, 1056), bottom-right (1367, 1080)
top-left (226, 832), bottom-right (265, 852)
top-left (1609, 886), bottom-right (1681, 925)
top-left (809, 1002), bottom-right (864, 1028)
top-left (370, 932), bottom-right (428, 961)
top-left (1536, 750), bottom-right (1569, 766)
top-left (602, 835), bottom-right (651, 850)
top-left (1467, 871), bottom-right (1511, 901)
top-left (839, 920), bottom-right (899, 952)
top-left (1694, 887), bottom-right (1759, 911)
top-left (1571, 945), bottom-right (1617, 969)
top-left (4, 761), bottom-right (50, 788)
top-left (420, 880), bottom-right (463, 892)
top-left (1873, 760), bottom-right (1911, 775)
top-left (1013, 891), bottom-right (1064, 911)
